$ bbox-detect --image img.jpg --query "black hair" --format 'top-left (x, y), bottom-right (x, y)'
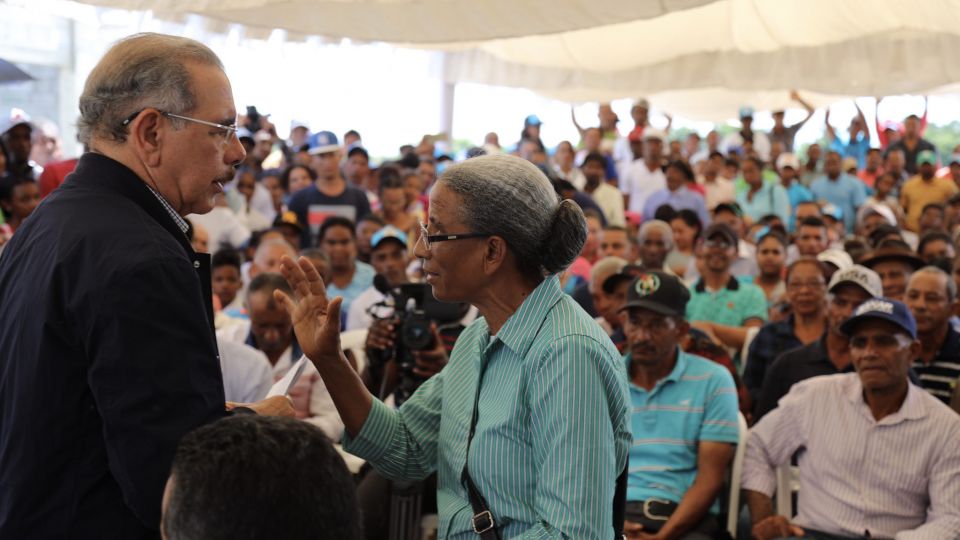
top-left (280, 164), bottom-right (316, 191)
top-left (665, 159), bottom-right (694, 181)
top-left (799, 216), bottom-right (827, 230)
top-left (671, 209), bottom-right (703, 240)
top-left (247, 272), bottom-right (293, 299)
top-left (653, 204), bottom-right (677, 222)
top-left (319, 216), bottom-right (356, 241)
top-left (344, 129), bottom-right (361, 140)
top-left (347, 145), bottom-right (369, 161)
top-left (162, 416), bottom-right (362, 540)
top-left (357, 214), bottom-right (385, 228)
top-left (708, 151), bottom-right (724, 160)
top-left (757, 228), bottom-right (788, 248)
top-left (868, 224), bottom-right (903, 248)
top-left (918, 231), bottom-right (953, 256)
top-left (921, 202), bottom-right (946, 216)
top-left (581, 151), bottom-right (607, 169)
top-left (0, 176), bottom-right (37, 219)
top-left (398, 152), bottom-right (420, 169)
top-left (211, 248), bottom-right (242, 271)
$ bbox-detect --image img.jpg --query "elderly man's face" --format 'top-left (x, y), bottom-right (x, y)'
top-left (156, 63), bottom-right (245, 216)
top-left (624, 307), bottom-right (686, 368)
top-left (639, 228), bottom-right (668, 269)
top-left (906, 271), bottom-right (953, 335)
top-left (849, 319), bottom-right (916, 394)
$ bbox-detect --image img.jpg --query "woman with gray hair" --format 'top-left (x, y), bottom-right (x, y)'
top-left (276, 154), bottom-right (631, 538)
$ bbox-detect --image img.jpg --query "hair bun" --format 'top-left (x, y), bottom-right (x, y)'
top-left (540, 199), bottom-right (586, 275)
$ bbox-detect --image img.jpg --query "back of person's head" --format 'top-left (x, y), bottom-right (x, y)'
top-left (162, 415), bottom-right (362, 540)
top-left (653, 204), bottom-right (677, 223)
top-left (78, 33), bottom-right (223, 145)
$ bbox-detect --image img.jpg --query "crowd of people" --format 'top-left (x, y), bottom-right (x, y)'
top-left (2, 42), bottom-right (960, 539)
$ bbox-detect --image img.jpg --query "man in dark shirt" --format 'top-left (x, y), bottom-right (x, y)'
top-left (288, 136), bottom-right (371, 248)
top-left (754, 265), bottom-right (881, 419)
top-left (905, 266), bottom-right (960, 404)
top-left (885, 114), bottom-right (936, 176)
top-left (0, 34), bottom-right (292, 538)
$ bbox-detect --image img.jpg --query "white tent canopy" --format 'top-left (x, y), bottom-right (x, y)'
top-left (70, 0), bottom-right (960, 119)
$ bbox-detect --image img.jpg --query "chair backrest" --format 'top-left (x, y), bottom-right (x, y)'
top-left (725, 412), bottom-right (749, 537)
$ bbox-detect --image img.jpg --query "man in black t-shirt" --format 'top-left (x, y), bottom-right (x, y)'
top-left (288, 134), bottom-right (371, 247)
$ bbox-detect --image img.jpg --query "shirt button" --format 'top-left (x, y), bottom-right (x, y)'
top-left (193, 260), bottom-right (200, 269)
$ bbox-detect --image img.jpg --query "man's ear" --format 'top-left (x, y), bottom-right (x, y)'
top-left (130, 109), bottom-right (165, 168)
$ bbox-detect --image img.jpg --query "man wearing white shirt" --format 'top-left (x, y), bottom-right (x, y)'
top-left (215, 337), bottom-right (273, 403)
top-left (620, 128), bottom-right (666, 214)
top-left (218, 273), bottom-right (344, 441)
top-left (347, 226), bottom-right (411, 331)
top-left (742, 298), bottom-right (960, 540)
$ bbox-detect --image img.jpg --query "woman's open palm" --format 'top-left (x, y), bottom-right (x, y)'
top-left (274, 255), bottom-right (343, 366)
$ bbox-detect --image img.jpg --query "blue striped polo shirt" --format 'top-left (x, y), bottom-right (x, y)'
top-left (626, 349), bottom-right (739, 513)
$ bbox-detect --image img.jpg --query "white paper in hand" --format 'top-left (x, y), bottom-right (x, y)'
top-left (266, 356), bottom-right (309, 398)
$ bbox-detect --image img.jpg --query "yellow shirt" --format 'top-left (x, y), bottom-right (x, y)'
top-left (900, 175), bottom-right (958, 232)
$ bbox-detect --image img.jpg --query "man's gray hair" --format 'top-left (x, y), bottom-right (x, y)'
top-left (912, 265), bottom-right (957, 302)
top-left (438, 154), bottom-right (586, 279)
top-left (77, 33), bottom-right (224, 145)
top-left (638, 219), bottom-right (674, 250)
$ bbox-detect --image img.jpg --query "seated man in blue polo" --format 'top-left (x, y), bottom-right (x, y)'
top-left (621, 270), bottom-right (740, 540)
top-left (687, 223), bottom-right (768, 329)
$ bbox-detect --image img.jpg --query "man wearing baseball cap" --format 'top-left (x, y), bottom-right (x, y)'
top-left (753, 264), bottom-right (882, 420)
top-left (621, 271), bottom-right (739, 539)
top-left (744, 297), bottom-right (960, 540)
top-left (0, 108), bottom-right (41, 180)
top-left (900, 148), bottom-right (958, 232)
top-left (346, 225), bottom-right (410, 331)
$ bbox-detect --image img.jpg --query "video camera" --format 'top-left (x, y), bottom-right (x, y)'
top-left (369, 275), bottom-right (463, 406)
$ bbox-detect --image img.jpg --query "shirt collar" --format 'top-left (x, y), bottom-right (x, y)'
top-left (143, 183), bottom-right (189, 235)
top-left (624, 347), bottom-right (687, 391)
top-left (694, 275), bottom-right (740, 293)
top-left (495, 275), bottom-right (564, 357)
top-left (843, 373), bottom-right (928, 423)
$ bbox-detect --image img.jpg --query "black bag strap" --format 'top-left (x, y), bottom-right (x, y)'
top-left (461, 346), bottom-right (628, 540)
top-left (461, 357), bottom-right (503, 539)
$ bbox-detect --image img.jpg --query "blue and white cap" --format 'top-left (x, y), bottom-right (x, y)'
top-left (840, 297), bottom-right (917, 339)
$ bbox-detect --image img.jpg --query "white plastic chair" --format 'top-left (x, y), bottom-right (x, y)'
top-left (726, 411), bottom-right (749, 537)
top-left (775, 464), bottom-right (800, 518)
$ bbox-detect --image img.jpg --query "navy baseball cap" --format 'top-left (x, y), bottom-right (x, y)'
top-left (619, 270), bottom-right (690, 317)
top-left (840, 297), bottom-right (917, 339)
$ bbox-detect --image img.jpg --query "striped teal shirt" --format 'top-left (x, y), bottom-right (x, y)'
top-left (344, 275), bottom-right (632, 538)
